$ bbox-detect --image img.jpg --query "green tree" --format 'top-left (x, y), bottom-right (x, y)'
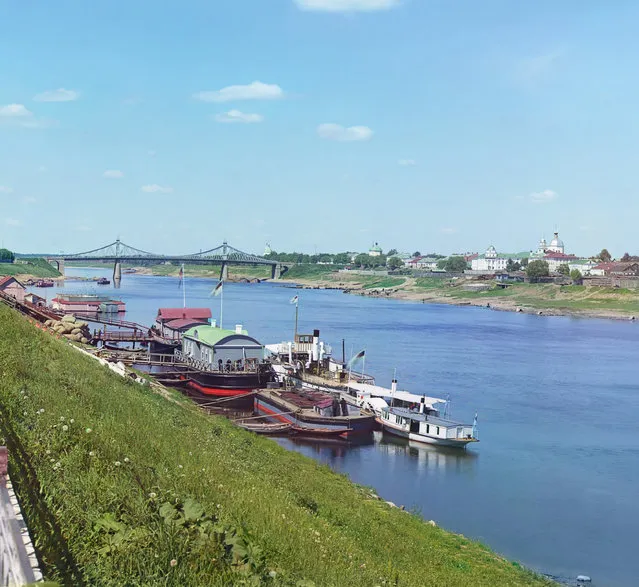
top-left (506, 259), bottom-right (521, 272)
top-left (570, 269), bottom-right (583, 283)
top-left (354, 253), bottom-right (370, 268)
top-left (387, 256), bottom-right (404, 270)
top-left (0, 248), bottom-right (15, 263)
top-left (557, 264), bottom-right (570, 276)
top-left (387, 248), bottom-right (398, 256)
top-left (526, 260), bottom-right (549, 282)
top-left (444, 256), bottom-right (468, 273)
top-left (333, 253), bottom-right (350, 265)
top-left (599, 248), bottom-right (612, 262)
top-left (412, 251), bottom-right (421, 258)
top-left (436, 259), bottom-right (447, 270)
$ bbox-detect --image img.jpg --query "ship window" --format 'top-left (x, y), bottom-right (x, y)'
top-left (436, 426), bottom-right (440, 435)
top-left (426, 424), bottom-right (430, 434)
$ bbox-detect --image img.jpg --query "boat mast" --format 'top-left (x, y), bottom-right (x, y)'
top-left (182, 263), bottom-right (186, 309)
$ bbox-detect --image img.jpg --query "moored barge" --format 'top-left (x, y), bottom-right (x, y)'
top-left (255, 388), bottom-right (376, 438)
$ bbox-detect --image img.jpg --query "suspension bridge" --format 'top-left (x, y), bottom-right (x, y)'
top-left (35, 239), bottom-right (286, 281)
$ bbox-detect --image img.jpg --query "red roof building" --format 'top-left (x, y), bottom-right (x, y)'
top-left (156, 308), bottom-right (212, 322)
top-left (0, 276), bottom-right (26, 303)
top-left (154, 308), bottom-right (212, 340)
top-left (592, 262), bottom-right (639, 276)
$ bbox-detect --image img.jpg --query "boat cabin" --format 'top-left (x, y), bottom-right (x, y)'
top-left (179, 324), bottom-right (264, 372)
top-left (380, 408), bottom-right (475, 443)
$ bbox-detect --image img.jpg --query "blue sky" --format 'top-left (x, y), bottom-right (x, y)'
top-left (1, 0), bottom-right (638, 257)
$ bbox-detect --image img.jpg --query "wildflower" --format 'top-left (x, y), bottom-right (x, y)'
top-left (170, 559), bottom-right (177, 567)
top-left (269, 571), bottom-right (277, 578)
top-left (115, 461), bottom-right (121, 467)
top-left (23, 411), bottom-right (27, 416)
top-left (282, 514), bottom-right (286, 520)
top-left (189, 451), bottom-right (193, 456)
top-left (50, 458), bottom-right (55, 463)
top-left (178, 464), bottom-right (183, 469)
top-left (62, 425), bottom-right (69, 432)
top-left (149, 492), bottom-right (157, 499)
top-left (124, 457), bottom-right (130, 463)
top-left (46, 449), bottom-right (51, 455)
top-left (70, 419), bottom-right (75, 424)
top-left (85, 428), bottom-right (92, 434)
top-left (59, 416), bottom-right (65, 421)
top-left (89, 451), bottom-right (95, 457)
top-left (217, 484), bottom-right (224, 489)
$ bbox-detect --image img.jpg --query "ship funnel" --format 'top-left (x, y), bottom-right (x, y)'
top-left (235, 324), bottom-right (243, 334)
top-left (319, 341), bottom-right (325, 362)
top-left (419, 396), bottom-right (425, 414)
top-left (391, 379), bottom-right (398, 394)
top-left (211, 319), bottom-right (217, 328)
top-left (312, 329), bottom-right (320, 362)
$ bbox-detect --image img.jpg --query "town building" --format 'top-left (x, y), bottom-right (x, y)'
top-left (590, 262), bottom-right (639, 277)
top-left (368, 243), bottom-right (383, 257)
top-left (543, 251), bottom-right (578, 273)
top-left (0, 276), bottom-right (26, 303)
top-left (404, 256), bottom-right (440, 270)
top-left (24, 292), bottom-right (47, 307)
top-left (470, 246), bottom-right (528, 272)
top-left (568, 259), bottom-right (598, 276)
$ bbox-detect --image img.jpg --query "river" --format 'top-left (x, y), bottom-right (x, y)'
top-left (38, 269), bottom-right (639, 586)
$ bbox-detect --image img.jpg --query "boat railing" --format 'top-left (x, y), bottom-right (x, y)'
top-left (175, 349), bottom-right (263, 374)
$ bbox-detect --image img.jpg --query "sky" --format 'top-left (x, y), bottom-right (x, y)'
top-left (1, 0), bottom-right (639, 258)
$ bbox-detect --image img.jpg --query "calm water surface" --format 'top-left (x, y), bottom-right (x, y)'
top-left (39, 269), bottom-right (639, 586)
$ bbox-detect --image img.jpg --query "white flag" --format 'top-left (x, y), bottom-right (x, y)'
top-left (290, 295), bottom-right (298, 305)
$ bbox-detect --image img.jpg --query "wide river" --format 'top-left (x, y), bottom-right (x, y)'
top-left (43, 269), bottom-right (639, 586)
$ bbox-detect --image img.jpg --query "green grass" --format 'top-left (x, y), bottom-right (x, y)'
top-left (0, 304), bottom-right (551, 587)
top-left (281, 264), bottom-right (342, 279)
top-left (0, 258), bottom-right (61, 278)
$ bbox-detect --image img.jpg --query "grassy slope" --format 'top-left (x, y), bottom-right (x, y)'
top-left (0, 305), bottom-right (550, 587)
top-left (0, 258), bottom-right (61, 278)
top-left (412, 279), bottom-right (639, 314)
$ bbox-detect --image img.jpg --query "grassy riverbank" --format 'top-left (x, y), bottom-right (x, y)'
top-left (0, 304), bottom-right (550, 586)
top-left (0, 258), bottom-right (61, 279)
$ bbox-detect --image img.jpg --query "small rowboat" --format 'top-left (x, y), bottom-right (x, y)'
top-left (235, 421), bottom-right (292, 435)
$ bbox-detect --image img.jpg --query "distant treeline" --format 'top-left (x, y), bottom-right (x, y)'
top-left (264, 251), bottom-right (351, 264)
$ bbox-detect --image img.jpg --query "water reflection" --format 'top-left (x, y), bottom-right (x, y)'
top-left (375, 434), bottom-right (478, 476)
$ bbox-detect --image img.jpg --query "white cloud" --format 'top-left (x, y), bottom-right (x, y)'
top-left (0, 104), bottom-right (32, 117)
top-left (398, 159), bottom-right (416, 166)
top-left (295, 0), bottom-right (400, 11)
top-left (317, 123), bottom-right (373, 142)
top-left (193, 81), bottom-right (284, 103)
top-left (5, 218), bottom-right (21, 226)
top-left (214, 110), bottom-right (264, 124)
top-left (530, 189), bottom-right (558, 204)
top-left (0, 104), bottom-right (53, 128)
top-left (23, 196), bottom-right (37, 204)
top-left (141, 184), bottom-right (173, 193)
top-left (0, 186), bottom-right (13, 193)
top-left (33, 88), bottom-right (79, 102)
top-left (103, 170), bottom-right (124, 179)
top-left (440, 227), bottom-right (458, 234)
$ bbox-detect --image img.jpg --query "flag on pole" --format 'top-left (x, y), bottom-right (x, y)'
top-left (178, 266), bottom-right (184, 288)
top-left (348, 349), bottom-right (366, 367)
top-left (290, 295), bottom-right (299, 305)
top-left (211, 280), bottom-right (223, 297)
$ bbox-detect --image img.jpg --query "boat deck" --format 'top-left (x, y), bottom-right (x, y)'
top-left (389, 407), bottom-right (468, 428)
top-left (259, 389), bottom-right (360, 419)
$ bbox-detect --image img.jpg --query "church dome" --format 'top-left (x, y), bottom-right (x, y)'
top-left (549, 232), bottom-right (564, 249)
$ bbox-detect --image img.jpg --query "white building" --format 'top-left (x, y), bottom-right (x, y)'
top-left (368, 243), bottom-right (383, 257)
top-left (404, 256), bottom-right (439, 270)
top-left (471, 246), bottom-right (526, 272)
